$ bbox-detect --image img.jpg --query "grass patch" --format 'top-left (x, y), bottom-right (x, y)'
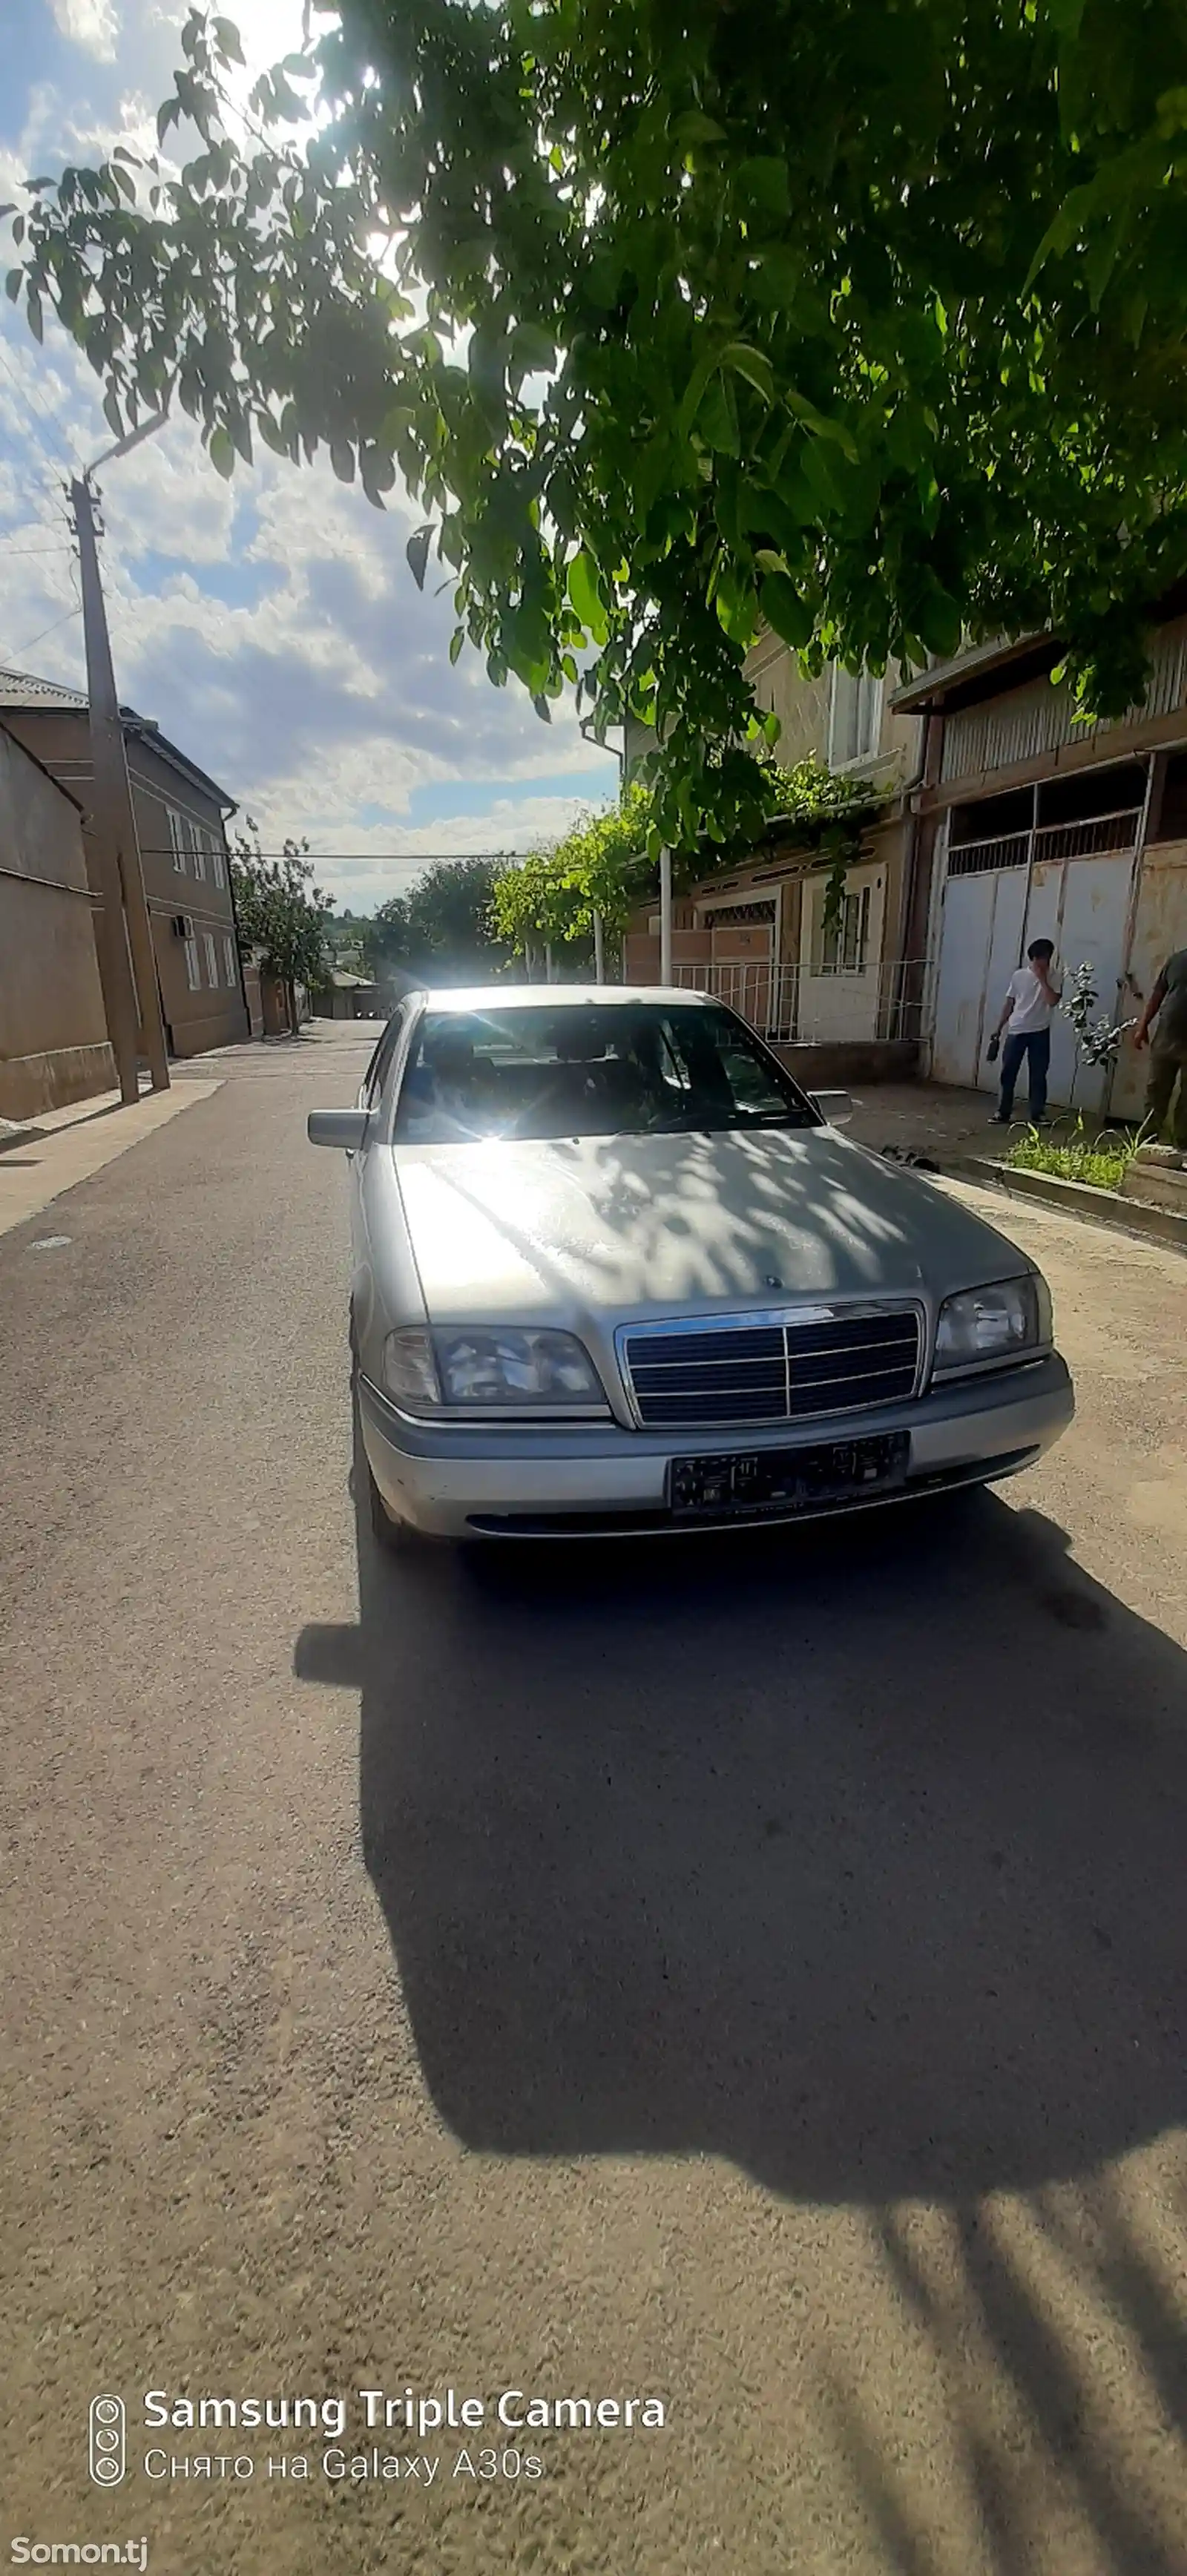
top-left (1003, 1120), bottom-right (1136, 1192)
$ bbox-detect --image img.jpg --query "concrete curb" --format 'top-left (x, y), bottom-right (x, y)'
top-left (944, 1154), bottom-right (1187, 1255)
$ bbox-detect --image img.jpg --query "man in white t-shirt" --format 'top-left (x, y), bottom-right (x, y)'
top-left (987, 939), bottom-right (1062, 1125)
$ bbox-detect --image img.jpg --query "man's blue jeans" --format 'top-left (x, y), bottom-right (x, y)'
top-left (999, 1028), bottom-right (1050, 1120)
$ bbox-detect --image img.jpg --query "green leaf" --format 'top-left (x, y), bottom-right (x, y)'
top-left (4, 269), bottom-right (21, 303)
top-left (721, 342), bottom-right (774, 404)
top-left (785, 391), bottom-right (859, 461)
top-left (568, 548), bottom-right (608, 642)
top-left (449, 625), bottom-right (464, 664)
top-left (209, 426), bottom-right (235, 479)
top-left (750, 246), bottom-right (802, 309)
top-left (406, 523), bottom-right (433, 590)
top-left (672, 109), bottom-right (727, 146)
top-left (913, 582), bottom-right (962, 660)
top-left (510, 321), bottom-right (556, 375)
top-left (760, 572), bottom-right (813, 649)
top-left (329, 438), bottom-right (355, 483)
top-left (25, 288), bottom-right (42, 343)
top-left (212, 16), bottom-right (246, 64)
top-left (736, 157), bottom-right (791, 220)
top-left (697, 372), bottom-right (740, 454)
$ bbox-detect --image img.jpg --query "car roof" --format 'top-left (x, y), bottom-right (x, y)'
top-left (410, 985), bottom-right (713, 1014)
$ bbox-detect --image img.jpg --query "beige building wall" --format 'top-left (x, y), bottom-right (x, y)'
top-left (0, 726), bottom-right (114, 1120)
top-left (745, 628), bottom-right (923, 786)
top-left (746, 630), bottom-right (833, 763)
top-left (1, 707), bottom-right (248, 1059)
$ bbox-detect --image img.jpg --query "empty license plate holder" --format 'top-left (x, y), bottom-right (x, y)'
top-left (668, 1430), bottom-right (910, 1520)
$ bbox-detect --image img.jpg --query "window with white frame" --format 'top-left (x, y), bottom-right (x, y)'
top-left (223, 932), bottom-right (237, 988)
top-left (185, 817), bottom-right (207, 881)
top-left (814, 882), bottom-right (872, 975)
top-left (183, 933), bottom-right (201, 991)
top-left (828, 666), bottom-right (882, 769)
top-left (167, 806), bottom-right (187, 873)
top-left (201, 929), bottom-right (218, 988)
top-left (211, 835), bottom-right (226, 890)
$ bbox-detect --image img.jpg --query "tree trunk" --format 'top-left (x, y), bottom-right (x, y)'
top-left (286, 977), bottom-right (298, 1035)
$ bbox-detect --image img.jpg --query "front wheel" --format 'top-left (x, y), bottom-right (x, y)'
top-left (367, 1458), bottom-right (420, 1552)
top-left (352, 1358), bottom-right (419, 1552)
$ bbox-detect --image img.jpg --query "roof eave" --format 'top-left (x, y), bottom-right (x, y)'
top-left (890, 634), bottom-right (1048, 714)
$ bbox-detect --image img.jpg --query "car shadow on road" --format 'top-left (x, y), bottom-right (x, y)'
top-left (295, 1452), bottom-right (1187, 2572)
top-left (295, 1466), bottom-right (1187, 2205)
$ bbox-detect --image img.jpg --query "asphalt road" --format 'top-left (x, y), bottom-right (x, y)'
top-left (2, 1026), bottom-right (1186, 2576)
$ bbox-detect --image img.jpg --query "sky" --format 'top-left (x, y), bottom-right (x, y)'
top-left (0, 0), bottom-right (617, 911)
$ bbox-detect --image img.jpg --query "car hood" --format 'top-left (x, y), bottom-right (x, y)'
top-left (393, 1128), bottom-right (1031, 1324)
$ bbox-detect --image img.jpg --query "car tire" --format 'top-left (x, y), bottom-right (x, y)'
top-left (351, 1375), bottom-right (421, 1554)
top-left (367, 1460), bottom-right (421, 1552)
top-left (351, 1320), bottom-right (433, 1553)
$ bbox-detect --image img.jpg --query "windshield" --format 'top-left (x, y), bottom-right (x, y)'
top-left (392, 1002), bottom-right (821, 1145)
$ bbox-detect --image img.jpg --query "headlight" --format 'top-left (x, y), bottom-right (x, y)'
top-left (383, 1326), bottom-right (607, 1413)
top-left (382, 1327), bottom-right (440, 1410)
top-left (933, 1275), bottom-right (1050, 1377)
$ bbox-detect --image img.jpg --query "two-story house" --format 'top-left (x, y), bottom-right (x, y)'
top-left (0, 666), bottom-right (248, 1059)
top-left (622, 641), bottom-right (925, 1061)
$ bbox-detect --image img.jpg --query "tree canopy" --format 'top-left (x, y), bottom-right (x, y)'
top-left (9, 0), bottom-right (1187, 841)
top-left (366, 853), bottom-right (510, 983)
top-left (230, 822), bottom-right (332, 1008)
top-left (492, 783), bottom-right (654, 957)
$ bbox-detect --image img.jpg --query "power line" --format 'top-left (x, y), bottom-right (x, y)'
top-left (0, 539), bottom-right (72, 556)
top-left (8, 601), bottom-right (81, 660)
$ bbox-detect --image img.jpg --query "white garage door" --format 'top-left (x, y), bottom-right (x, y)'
top-left (932, 865), bottom-right (1027, 1091)
top-left (1023, 854), bottom-right (1135, 1111)
top-left (932, 848), bottom-right (1136, 1106)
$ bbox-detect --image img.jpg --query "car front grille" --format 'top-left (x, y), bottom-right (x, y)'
top-left (621, 1310), bottom-right (921, 1429)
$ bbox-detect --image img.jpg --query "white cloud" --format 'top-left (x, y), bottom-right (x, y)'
top-left (47, 0), bottom-right (119, 63)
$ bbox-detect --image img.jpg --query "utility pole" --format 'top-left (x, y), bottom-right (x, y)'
top-left (73, 743), bottom-right (140, 1105)
top-left (659, 847), bottom-right (673, 985)
top-left (70, 458), bottom-right (170, 1096)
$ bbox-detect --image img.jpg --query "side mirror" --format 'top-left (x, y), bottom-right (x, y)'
top-left (810, 1091), bottom-right (854, 1126)
top-left (308, 1108), bottom-right (373, 1151)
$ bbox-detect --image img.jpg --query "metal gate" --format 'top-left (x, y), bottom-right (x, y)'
top-left (931, 840), bottom-right (1137, 1108)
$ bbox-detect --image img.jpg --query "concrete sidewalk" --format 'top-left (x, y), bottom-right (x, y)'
top-left (842, 1080), bottom-right (1121, 1163)
top-left (0, 1075), bottom-right (223, 1238)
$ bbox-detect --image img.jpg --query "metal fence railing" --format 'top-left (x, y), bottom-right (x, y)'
top-left (948, 806), bottom-right (1142, 878)
top-left (668, 959), bottom-right (926, 1046)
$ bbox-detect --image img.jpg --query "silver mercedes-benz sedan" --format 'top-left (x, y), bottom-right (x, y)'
top-left (309, 986), bottom-right (1073, 1543)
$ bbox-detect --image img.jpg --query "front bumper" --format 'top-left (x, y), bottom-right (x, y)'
top-left (357, 1352), bottom-right (1074, 1540)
